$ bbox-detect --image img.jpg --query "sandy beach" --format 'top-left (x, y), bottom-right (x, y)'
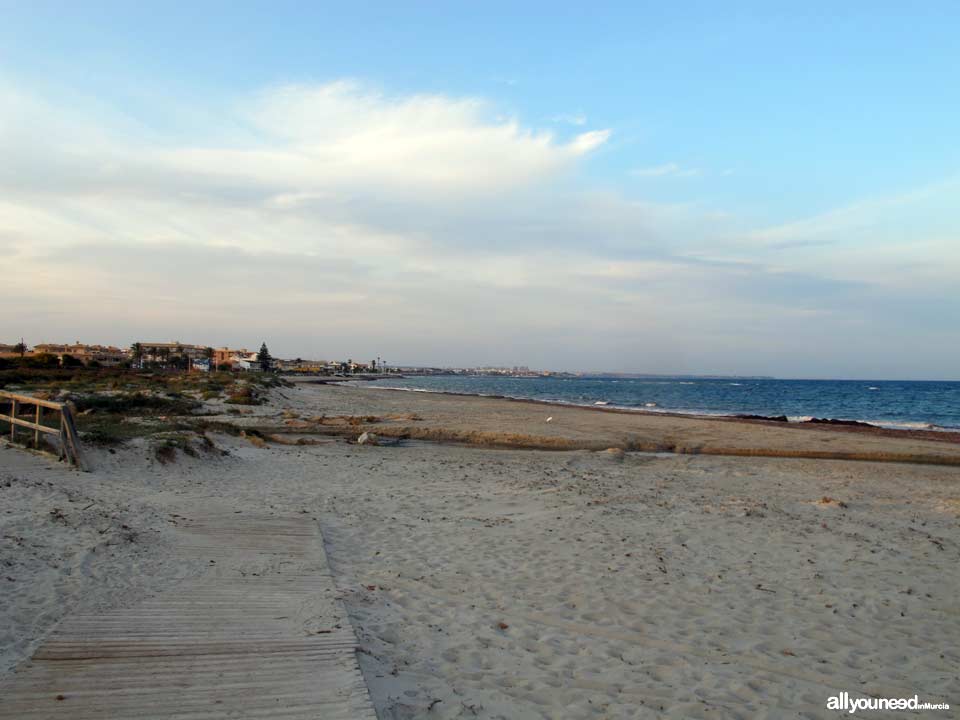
top-left (2, 380), bottom-right (959, 718)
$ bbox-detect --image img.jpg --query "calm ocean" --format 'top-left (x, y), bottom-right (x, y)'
top-left (360, 376), bottom-right (960, 431)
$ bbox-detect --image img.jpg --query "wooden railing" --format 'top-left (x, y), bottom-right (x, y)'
top-left (0, 391), bottom-right (85, 469)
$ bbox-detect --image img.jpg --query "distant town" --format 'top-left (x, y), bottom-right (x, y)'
top-left (0, 339), bottom-right (572, 378)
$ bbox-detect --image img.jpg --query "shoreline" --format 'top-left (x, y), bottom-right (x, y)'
top-left (271, 381), bottom-right (960, 467)
top-left (318, 378), bottom-right (960, 446)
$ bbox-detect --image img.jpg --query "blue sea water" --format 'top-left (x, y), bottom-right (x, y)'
top-left (360, 376), bottom-right (960, 431)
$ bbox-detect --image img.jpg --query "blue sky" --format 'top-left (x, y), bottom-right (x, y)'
top-left (1, 2), bottom-right (958, 378)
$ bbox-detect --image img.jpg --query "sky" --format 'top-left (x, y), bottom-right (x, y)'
top-left (1, 2), bottom-right (958, 379)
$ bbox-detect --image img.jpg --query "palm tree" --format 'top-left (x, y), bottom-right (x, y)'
top-left (13, 340), bottom-right (26, 358)
top-left (131, 342), bottom-right (143, 369)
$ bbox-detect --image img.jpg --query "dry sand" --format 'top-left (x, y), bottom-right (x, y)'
top-left (2, 381), bottom-right (959, 718)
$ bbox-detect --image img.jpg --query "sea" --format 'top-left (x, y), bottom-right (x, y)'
top-left (357, 376), bottom-right (960, 431)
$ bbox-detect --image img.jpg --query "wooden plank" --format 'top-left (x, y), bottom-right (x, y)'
top-left (0, 390), bottom-right (66, 410)
top-left (5, 416), bottom-right (61, 434)
top-left (0, 512), bottom-right (377, 719)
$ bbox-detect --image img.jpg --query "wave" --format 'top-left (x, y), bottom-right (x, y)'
top-left (868, 420), bottom-right (947, 431)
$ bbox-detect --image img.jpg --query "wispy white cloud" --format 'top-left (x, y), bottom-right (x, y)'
top-left (631, 162), bottom-right (702, 178)
top-left (738, 178), bottom-right (960, 298)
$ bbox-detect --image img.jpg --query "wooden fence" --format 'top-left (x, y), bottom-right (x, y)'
top-left (0, 391), bottom-right (85, 469)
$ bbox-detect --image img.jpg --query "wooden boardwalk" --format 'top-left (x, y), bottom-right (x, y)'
top-left (0, 512), bottom-right (377, 719)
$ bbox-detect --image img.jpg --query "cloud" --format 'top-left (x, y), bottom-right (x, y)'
top-left (739, 177), bottom-right (960, 295)
top-left (631, 162), bottom-right (702, 178)
top-left (193, 81), bottom-right (611, 195)
top-left (1, 79), bottom-right (612, 207)
top-left (1, 78), bottom-right (957, 378)
top-left (568, 129), bottom-right (611, 155)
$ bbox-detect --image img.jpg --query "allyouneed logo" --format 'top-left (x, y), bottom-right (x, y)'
top-left (827, 692), bottom-right (950, 714)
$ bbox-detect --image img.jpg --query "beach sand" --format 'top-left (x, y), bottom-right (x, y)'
top-left (2, 381), bottom-right (958, 718)
top-left (276, 380), bottom-right (960, 465)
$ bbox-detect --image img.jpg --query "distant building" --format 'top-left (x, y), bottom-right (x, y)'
top-left (211, 347), bottom-right (251, 370)
top-left (135, 342), bottom-right (208, 370)
top-left (32, 342), bottom-right (127, 366)
top-left (274, 359), bottom-right (328, 373)
top-left (232, 352), bottom-right (260, 371)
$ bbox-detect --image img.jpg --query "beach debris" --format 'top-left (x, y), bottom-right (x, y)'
top-left (545, 417), bottom-right (553, 423)
top-left (818, 496), bottom-right (849, 509)
top-left (239, 430), bottom-right (267, 448)
top-left (497, 621), bottom-right (510, 630)
top-left (357, 432), bottom-right (379, 446)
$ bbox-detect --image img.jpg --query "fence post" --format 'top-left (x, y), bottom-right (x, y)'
top-left (60, 413), bottom-right (68, 462)
top-left (62, 402), bottom-right (85, 471)
top-left (10, 398), bottom-right (17, 443)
